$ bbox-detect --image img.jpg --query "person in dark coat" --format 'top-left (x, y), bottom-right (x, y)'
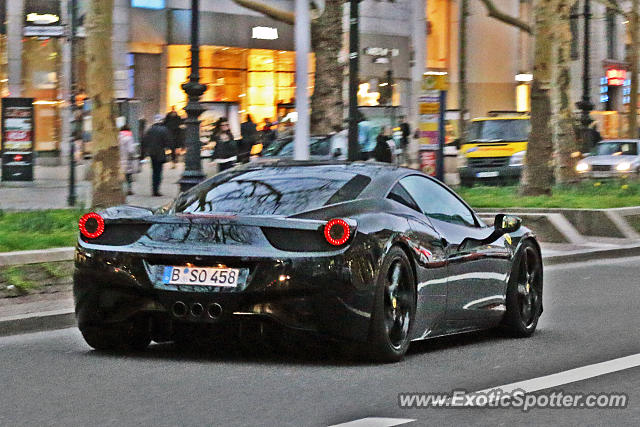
top-left (374, 127), bottom-right (394, 163)
top-left (164, 106), bottom-right (183, 168)
top-left (212, 118), bottom-right (237, 171)
top-left (142, 114), bottom-right (170, 196)
top-left (238, 114), bottom-right (257, 163)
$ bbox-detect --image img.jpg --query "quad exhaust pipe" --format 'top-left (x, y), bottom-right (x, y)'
top-left (172, 301), bottom-right (187, 317)
top-left (207, 303), bottom-right (223, 319)
top-left (171, 301), bottom-right (222, 319)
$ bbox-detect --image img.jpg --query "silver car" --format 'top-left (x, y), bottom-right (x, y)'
top-left (576, 139), bottom-right (640, 178)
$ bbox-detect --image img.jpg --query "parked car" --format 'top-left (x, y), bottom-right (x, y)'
top-left (576, 139), bottom-right (640, 178)
top-left (262, 134), bottom-right (347, 160)
top-left (74, 161), bottom-right (542, 362)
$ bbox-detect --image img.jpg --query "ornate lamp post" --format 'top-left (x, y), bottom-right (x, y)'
top-left (575, 0), bottom-right (594, 152)
top-left (347, 0), bottom-right (360, 161)
top-left (178, 0), bottom-right (207, 192)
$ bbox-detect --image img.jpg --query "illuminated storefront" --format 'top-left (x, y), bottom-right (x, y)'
top-left (167, 45), bottom-right (314, 123)
top-left (21, 0), bottom-right (65, 153)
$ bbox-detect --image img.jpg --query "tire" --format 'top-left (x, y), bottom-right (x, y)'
top-left (80, 317), bottom-right (151, 352)
top-left (365, 246), bottom-right (416, 362)
top-left (502, 241), bottom-right (543, 337)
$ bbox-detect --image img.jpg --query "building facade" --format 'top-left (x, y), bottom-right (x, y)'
top-left (0, 0), bottom-right (630, 161)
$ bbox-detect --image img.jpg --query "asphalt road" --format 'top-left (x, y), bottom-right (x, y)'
top-left (1, 257), bottom-right (639, 426)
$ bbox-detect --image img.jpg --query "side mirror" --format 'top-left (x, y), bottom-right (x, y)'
top-left (494, 214), bottom-right (521, 234)
top-left (333, 147), bottom-right (342, 158)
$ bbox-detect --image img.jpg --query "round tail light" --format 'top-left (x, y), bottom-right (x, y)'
top-left (324, 218), bottom-right (351, 246)
top-left (79, 212), bottom-right (105, 239)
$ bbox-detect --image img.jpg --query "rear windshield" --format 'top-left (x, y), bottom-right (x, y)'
top-left (468, 119), bottom-right (530, 142)
top-left (172, 166), bottom-right (371, 216)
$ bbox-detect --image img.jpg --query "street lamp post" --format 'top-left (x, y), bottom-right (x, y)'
top-left (347, 0), bottom-right (360, 161)
top-left (178, 0), bottom-right (207, 192)
top-left (67, 0), bottom-right (78, 207)
top-left (576, 0), bottom-right (594, 152)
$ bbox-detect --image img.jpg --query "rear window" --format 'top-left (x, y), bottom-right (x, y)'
top-left (172, 166), bottom-right (371, 216)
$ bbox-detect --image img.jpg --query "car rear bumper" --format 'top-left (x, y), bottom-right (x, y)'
top-left (73, 245), bottom-right (375, 342)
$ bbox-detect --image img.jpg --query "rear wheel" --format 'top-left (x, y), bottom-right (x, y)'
top-left (503, 242), bottom-right (543, 337)
top-left (80, 317), bottom-right (151, 352)
top-left (366, 247), bottom-right (416, 362)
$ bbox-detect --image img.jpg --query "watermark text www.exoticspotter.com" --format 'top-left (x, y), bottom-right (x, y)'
top-left (398, 389), bottom-right (628, 412)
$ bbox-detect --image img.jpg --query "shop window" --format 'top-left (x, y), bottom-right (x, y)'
top-left (166, 45), bottom-right (314, 122)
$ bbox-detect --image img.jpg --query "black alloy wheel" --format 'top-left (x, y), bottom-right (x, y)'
top-left (367, 246), bottom-right (416, 362)
top-left (503, 241), bottom-right (543, 336)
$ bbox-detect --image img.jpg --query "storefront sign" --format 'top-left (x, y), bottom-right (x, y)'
top-left (23, 26), bottom-right (64, 36)
top-left (23, 0), bottom-right (63, 36)
top-left (364, 47), bottom-right (400, 57)
top-left (606, 68), bottom-right (626, 86)
top-left (131, 0), bottom-right (166, 9)
top-left (26, 13), bottom-right (59, 24)
top-left (252, 27), bottom-right (279, 40)
top-left (1, 98), bottom-right (35, 182)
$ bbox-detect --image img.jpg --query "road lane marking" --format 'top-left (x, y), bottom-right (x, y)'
top-left (448, 352), bottom-right (640, 407)
top-left (329, 417), bottom-right (416, 427)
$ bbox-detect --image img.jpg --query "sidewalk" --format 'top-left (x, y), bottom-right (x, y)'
top-left (0, 160), bottom-right (219, 211)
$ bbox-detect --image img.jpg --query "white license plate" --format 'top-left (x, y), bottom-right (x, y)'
top-left (162, 266), bottom-right (240, 287)
top-left (592, 171), bottom-right (611, 178)
top-left (476, 171), bottom-right (499, 178)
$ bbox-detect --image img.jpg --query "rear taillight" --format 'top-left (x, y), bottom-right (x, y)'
top-left (323, 218), bottom-right (351, 246)
top-left (79, 212), bottom-right (105, 239)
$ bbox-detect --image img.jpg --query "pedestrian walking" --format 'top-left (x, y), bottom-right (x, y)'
top-left (118, 124), bottom-right (140, 196)
top-left (164, 106), bottom-right (183, 168)
top-left (374, 126), bottom-right (395, 163)
top-left (239, 114), bottom-right (257, 163)
top-left (212, 118), bottom-right (237, 172)
top-left (398, 115), bottom-right (410, 165)
top-left (142, 114), bottom-right (170, 197)
top-left (262, 119), bottom-right (277, 150)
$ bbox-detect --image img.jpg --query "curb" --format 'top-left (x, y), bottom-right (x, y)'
top-left (542, 244), bottom-right (640, 266)
top-left (0, 247), bottom-right (75, 267)
top-left (0, 308), bottom-right (75, 337)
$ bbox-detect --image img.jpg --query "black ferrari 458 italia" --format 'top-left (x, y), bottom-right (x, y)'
top-left (74, 161), bottom-right (543, 362)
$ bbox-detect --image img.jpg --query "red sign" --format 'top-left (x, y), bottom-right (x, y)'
top-left (420, 150), bottom-right (437, 176)
top-left (606, 68), bottom-right (627, 86)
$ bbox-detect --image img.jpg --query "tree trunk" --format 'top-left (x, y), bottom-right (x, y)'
top-left (519, 0), bottom-right (554, 195)
top-left (310, 0), bottom-right (344, 134)
top-left (551, 0), bottom-right (579, 184)
top-left (87, 0), bottom-right (124, 209)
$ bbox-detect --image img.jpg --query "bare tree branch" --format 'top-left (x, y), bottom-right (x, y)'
top-left (232, 0), bottom-right (294, 25)
top-left (478, 0), bottom-right (533, 34)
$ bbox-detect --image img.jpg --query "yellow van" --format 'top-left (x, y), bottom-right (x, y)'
top-left (458, 115), bottom-right (530, 186)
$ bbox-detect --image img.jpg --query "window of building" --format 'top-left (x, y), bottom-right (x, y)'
top-left (570, 3), bottom-right (579, 60)
top-left (606, 8), bottom-right (616, 59)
